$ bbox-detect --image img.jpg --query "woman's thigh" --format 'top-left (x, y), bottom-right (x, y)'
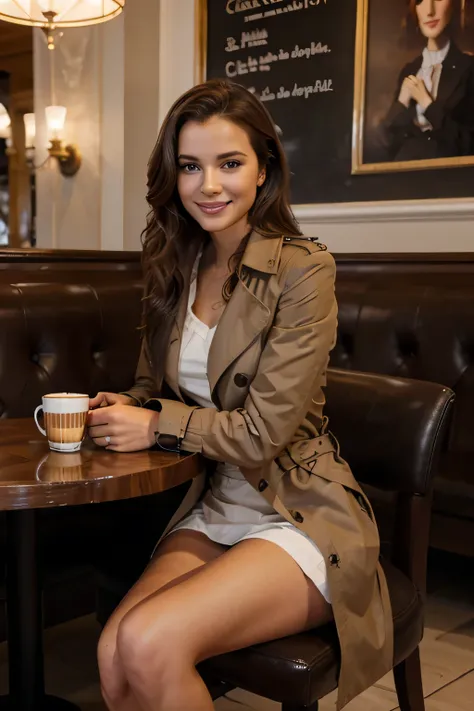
top-left (99, 529), bottom-right (227, 653)
top-left (117, 537), bottom-right (333, 670)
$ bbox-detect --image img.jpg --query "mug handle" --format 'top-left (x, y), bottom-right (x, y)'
top-left (34, 405), bottom-right (47, 437)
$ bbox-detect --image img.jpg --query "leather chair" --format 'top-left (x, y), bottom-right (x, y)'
top-left (96, 368), bottom-right (454, 711)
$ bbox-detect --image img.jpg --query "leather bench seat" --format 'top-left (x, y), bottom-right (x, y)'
top-left (198, 559), bottom-right (422, 706)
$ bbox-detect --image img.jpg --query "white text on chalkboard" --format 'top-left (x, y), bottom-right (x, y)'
top-left (226, 0), bottom-right (328, 15)
top-left (225, 41), bottom-right (330, 77)
top-left (225, 29), bottom-right (269, 52)
top-left (252, 79), bottom-right (333, 102)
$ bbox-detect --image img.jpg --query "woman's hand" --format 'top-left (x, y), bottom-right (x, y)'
top-left (87, 404), bottom-right (160, 452)
top-left (399, 75), bottom-right (433, 110)
top-left (89, 392), bottom-right (137, 409)
top-left (398, 76), bottom-right (413, 108)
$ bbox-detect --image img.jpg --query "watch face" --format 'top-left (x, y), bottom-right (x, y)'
top-left (154, 433), bottom-right (181, 453)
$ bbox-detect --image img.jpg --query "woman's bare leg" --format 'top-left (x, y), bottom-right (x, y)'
top-left (115, 538), bottom-right (332, 711)
top-left (98, 530), bottom-right (227, 711)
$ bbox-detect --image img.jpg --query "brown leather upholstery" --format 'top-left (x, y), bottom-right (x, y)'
top-left (0, 281), bottom-right (142, 418)
top-left (331, 253), bottom-right (474, 554)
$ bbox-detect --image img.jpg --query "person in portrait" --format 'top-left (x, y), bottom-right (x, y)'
top-left (381, 0), bottom-right (474, 162)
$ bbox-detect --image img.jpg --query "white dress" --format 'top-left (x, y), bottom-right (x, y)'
top-left (165, 250), bottom-right (330, 603)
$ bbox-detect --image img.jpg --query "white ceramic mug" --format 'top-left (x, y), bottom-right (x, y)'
top-left (34, 393), bottom-right (89, 452)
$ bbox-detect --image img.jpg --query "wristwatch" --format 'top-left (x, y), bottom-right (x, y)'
top-left (154, 433), bottom-right (181, 452)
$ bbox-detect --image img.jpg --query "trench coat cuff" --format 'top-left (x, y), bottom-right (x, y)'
top-left (119, 392), bottom-right (142, 407)
top-left (149, 398), bottom-right (203, 453)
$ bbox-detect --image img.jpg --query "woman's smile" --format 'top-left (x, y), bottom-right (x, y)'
top-left (195, 201), bottom-right (232, 215)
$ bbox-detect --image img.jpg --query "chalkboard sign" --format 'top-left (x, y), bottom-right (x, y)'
top-left (202, 0), bottom-right (474, 205)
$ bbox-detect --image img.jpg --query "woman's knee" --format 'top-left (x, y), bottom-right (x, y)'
top-left (97, 624), bottom-right (127, 702)
top-left (116, 604), bottom-right (190, 689)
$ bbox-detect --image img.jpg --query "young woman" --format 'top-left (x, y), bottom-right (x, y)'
top-left (88, 79), bottom-right (393, 711)
top-left (382, 0), bottom-right (474, 161)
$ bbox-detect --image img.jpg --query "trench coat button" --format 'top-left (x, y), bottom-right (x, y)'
top-left (234, 373), bottom-right (248, 388)
top-left (267, 258), bottom-right (275, 267)
top-left (292, 510), bottom-right (304, 523)
top-left (258, 479), bottom-right (268, 492)
top-left (329, 554), bottom-right (340, 568)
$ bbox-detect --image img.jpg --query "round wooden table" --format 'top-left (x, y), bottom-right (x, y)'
top-left (0, 418), bottom-right (201, 711)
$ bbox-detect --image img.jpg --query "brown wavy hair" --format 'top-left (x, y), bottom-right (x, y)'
top-left (141, 78), bottom-right (301, 352)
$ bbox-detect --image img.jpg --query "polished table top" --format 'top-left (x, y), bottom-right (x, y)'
top-left (0, 418), bottom-right (201, 511)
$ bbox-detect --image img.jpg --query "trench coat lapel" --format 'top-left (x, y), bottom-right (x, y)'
top-left (165, 230), bottom-right (282, 405)
top-left (207, 231), bottom-right (282, 404)
top-left (207, 280), bottom-right (270, 404)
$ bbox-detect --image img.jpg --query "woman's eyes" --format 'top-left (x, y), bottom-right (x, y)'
top-left (223, 160), bottom-right (241, 169)
top-left (180, 163), bottom-right (200, 173)
top-left (179, 160), bottom-right (242, 172)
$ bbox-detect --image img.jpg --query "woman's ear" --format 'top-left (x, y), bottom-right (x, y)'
top-left (257, 168), bottom-right (266, 187)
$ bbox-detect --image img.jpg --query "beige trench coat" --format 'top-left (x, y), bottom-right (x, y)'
top-left (125, 230), bottom-right (394, 710)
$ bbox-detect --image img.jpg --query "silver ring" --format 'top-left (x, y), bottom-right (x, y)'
top-left (105, 436), bottom-right (111, 444)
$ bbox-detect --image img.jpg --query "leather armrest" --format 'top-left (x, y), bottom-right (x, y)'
top-left (325, 368), bottom-right (455, 495)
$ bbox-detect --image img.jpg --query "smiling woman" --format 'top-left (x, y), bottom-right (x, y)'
top-left (177, 120), bottom-right (265, 240)
top-left (87, 79), bottom-right (393, 711)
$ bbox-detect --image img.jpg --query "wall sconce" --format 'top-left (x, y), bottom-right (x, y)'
top-left (23, 107), bottom-right (81, 177)
top-left (45, 106), bottom-right (81, 177)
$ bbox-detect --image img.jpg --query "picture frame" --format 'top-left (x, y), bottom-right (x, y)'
top-left (352, 0), bottom-right (474, 174)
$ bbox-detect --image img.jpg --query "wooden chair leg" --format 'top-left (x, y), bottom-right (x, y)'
top-left (393, 647), bottom-right (425, 711)
top-left (282, 702), bottom-right (319, 711)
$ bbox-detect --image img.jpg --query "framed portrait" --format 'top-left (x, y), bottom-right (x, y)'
top-left (352, 0), bottom-right (474, 174)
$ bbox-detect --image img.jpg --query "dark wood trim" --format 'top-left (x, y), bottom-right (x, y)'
top-left (0, 248), bottom-right (141, 263)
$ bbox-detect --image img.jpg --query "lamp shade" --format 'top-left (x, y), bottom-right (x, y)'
top-left (45, 105), bottom-right (67, 139)
top-left (23, 113), bottom-right (36, 148)
top-left (0, 104), bottom-right (11, 139)
top-left (0, 0), bottom-right (124, 28)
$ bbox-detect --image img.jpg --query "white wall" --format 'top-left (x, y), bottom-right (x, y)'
top-left (34, 0), bottom-right (474, 252)
top-left (34, 0), bottom-right (161, 251)
top-left (34, 26), bottom-right (102, 250)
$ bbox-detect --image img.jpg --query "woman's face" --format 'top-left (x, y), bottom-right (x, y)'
top-left (415, 0), bottom-right (453, 39)
top-left (177, 116), bottom-right (265, 238)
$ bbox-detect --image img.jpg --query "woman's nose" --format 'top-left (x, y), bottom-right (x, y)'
top-left (201, 169), bottom-right (222, 195)
top-left (426, 0), bottom-right (435, 16)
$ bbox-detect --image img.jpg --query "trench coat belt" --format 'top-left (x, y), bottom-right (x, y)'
top-left (275, 431), bottom-right (339, 480)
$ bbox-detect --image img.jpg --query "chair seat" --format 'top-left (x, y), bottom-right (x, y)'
top-left (198, 559), bottom-right (423, 707)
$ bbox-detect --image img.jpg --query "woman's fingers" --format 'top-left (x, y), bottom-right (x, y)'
top-left (88, 424), bottom-right (119, 439)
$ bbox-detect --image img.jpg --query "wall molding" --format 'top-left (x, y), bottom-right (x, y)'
top-left (293, 198), bottom-right (474, 224)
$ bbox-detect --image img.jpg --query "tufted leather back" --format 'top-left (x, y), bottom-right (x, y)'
top-left (0, 281), bottom-right (143, 418)
top-left (332, 277), bottom-right (474, 462)
top-left (0, 250), bottom-right (472, 490)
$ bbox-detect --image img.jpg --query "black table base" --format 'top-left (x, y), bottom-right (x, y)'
top-left (4, 509), bottom-right (80, 711)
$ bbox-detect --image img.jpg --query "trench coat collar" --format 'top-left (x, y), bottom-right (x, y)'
top-left (240, 230), bottom-right (283, 275)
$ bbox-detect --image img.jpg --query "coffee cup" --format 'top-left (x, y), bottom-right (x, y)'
top-left (34, 393), bottom-right (89, 452)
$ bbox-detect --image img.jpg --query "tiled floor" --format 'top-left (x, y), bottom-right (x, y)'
top-left (0, 551), bottom-right (473, 710)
